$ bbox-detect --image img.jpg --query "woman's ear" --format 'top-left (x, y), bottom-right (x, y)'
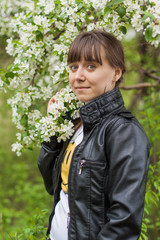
top-left (113, 68), bottom-right (122, 82)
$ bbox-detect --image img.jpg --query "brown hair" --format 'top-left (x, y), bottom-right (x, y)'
top-left (67, 30), bottom-right (125, 86)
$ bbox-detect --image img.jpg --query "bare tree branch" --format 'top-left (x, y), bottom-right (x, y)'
top-left (144, 70), bottom-right (160, 81)
top-left (30, 65), bottom-right (40, 86)
top-left (53, 30), bottom-right (65, 40)
top-left (120, 71), bottom-right (160, 90)
top-left (120, 82), bottom-right (159, 90)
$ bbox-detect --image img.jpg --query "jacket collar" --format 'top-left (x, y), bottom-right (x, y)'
top-left (79, 88), bottom-right (124, 130)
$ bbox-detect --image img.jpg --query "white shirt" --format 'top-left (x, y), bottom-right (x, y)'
top-left (50, 125), bottom-right (83, 240)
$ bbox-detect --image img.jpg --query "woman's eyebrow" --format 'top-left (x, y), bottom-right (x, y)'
top-left (85, 60), bottom-right (100, 65)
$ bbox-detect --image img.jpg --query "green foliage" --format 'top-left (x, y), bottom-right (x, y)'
top-left (142, 12), bottom-right (155, 23)
top-left (139, 91), bottom-right (160, 239)
top-left (0, 91), bottom-right (52, 239)
top-left (145, 27), bottom-right (153, 42)
top-left (117, 6), bottom-right (126, 18)
top-left (121, 34), bottom-right (160, 239)
top-left (9, 209), bottom-right (48, 240)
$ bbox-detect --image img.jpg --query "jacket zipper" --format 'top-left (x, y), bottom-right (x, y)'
top-left (67, 212), bottom-right (70, 229)
top-left (67, 143), bottom-right (82, 231)
top-left (79, 160), bottom-right (86, 174)
top-left (67, 126), bottom-right (98, 237)
top-left (67, 143), bottom-right (80, 231)
top-left (79, 159), bottom-right (104, 175)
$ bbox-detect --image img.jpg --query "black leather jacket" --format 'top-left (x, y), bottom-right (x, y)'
top-left (38, 88), bottom-right (150, 240)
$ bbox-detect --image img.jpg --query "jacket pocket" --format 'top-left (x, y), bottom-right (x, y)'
top-left (78, 159), bottom-right (105, 175)
top-left (77, 159), bottom-right (107, 236)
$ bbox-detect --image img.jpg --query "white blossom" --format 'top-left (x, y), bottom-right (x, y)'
top-left (28, 110), bottom-right (42, 124)
top-left (91, 0), bottom-right (108, 11)
top-left (0, 78), bottom-right (4, 88)
top-left (37, 0), bottom-right (55, 14)
top-left (16, 133), bottom-right (22, 141)
top-left (12, 142), bottom-right (23, 156)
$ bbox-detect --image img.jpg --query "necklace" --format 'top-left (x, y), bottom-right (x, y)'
top-left (70, 125), bottom-right (83, 144)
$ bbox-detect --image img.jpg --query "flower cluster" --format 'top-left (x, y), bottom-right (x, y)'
top-left (9, 85), bottom-right (83, 156)
top-left (0, 0), bottom-right (160, 155)
top-left (36, 86), bottom-right (84, 143)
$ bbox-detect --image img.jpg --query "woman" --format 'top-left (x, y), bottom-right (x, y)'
top-left (38, 30), bottom-right (150, 240)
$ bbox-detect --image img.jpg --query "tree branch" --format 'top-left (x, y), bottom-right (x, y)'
top-left (144, 70), bottom-right (160, 81)
top-left (120, 71), bottom-right (160, 90)
top-left (120, 82), bottom-right (159, 90)
top-left (53, 30), bottom-right (65, 40)
top-left (30, 65), bottom-right (40, 86)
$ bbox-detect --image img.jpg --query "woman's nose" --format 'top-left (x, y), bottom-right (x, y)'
top-left (75, 67), bottom-right (85, 81)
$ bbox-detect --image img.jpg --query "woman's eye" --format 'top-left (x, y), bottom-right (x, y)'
top-left (87, 65), bottom-right (96, 70)
top-left (69, 65), bottom-right (78, 71)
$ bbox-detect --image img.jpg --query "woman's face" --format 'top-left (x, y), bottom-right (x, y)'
top-left (69, 48), bottom-right (122, 103)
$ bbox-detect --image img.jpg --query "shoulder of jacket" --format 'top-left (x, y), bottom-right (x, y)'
top-left (112, 111), bottom-right (145, 133)
top-left (105, 111), bottom-right (150, 144)
top-left (102, 110), bottom-right (135, 135)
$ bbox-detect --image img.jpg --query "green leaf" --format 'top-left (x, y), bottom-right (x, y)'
top-left (26, 17), bottom-right (34, 24)
top-left (104, 6), bottom-right (112, 15)
top-left (21, 57), bottom-right (28, 62)
top-left (34, 0), bottom-right (38, 6)
top-left (27, 147), bottom-right (33, 151)
top-left (20, 115), bottom-right (28, 128)
top-left (59, 53), bottom-right (64, 62)
top-left (75, 0), bottom-right (84, 4)
top-left (7, 64), bottom-right (13, 71)
top-left (117, 6), bottom-right (126, 18)
top-left (0, 68), bottom-right (6, 74)
top-left (5, 72), bottom-right (15, 79)
top-left (105, 0), bottom-right (124, 14)
top-left (142, 12), bottom-right (155, 23)
top-left (114, 0), bottom-right (125, 4)
top-left (120, 26), bottom-right (127, 34)
top-left (140, 232), bottom-right (149, 240)
top-left (76, 2), bottom-right (84, 10)
top-left (76, 21), bottom-right (83, 31)
top-left (145, 27), bottom-right (153, 42)
top-left (13, 66), bottom-right (20, 72)
top-left (97, 10), bottom-right (103, 19)
top-left (54, 0), bottom-right (61, 5)
top-left (146, 0), bottom-right (152, 5)
top-left (106, 0), bottom-right (124, 8)
top-left (12, 63), bottom-right (21, 71)
top-left (59, 14), bottom-right (67, 21)
top-left (35, 30), bottom-right (44, 41)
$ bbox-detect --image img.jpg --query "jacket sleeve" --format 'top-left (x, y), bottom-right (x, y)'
top-left (97, 121), bottom-right (150, 240)
top-left (38, 136), bottom-right (63, 195)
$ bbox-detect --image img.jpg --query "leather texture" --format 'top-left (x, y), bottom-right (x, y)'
top-left (38, 88), bottom-right (150, 240)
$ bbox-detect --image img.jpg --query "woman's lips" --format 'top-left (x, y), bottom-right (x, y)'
top-left (75, 87), bottom-right (90, 91)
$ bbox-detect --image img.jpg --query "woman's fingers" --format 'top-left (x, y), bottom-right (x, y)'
top-left (47, 89), bottom-right (64, 115)
top-left (49, 96), bottom-right (56, 104)
top-left (47, 95), bottom-right (57, 115)
top-left (60, 88), bottom-right (64, 92)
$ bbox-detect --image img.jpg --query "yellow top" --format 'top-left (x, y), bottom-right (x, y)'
top-left (61, 141), bottom-right (76, 193)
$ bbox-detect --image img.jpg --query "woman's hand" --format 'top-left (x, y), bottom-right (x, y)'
top-left (47, 95), bottom-right (57, 116)
top-left (47, 88), bottom-right (64, 116)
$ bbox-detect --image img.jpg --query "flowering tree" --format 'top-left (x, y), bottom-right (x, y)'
top-left (0, 0), bottom-right (160, 156)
